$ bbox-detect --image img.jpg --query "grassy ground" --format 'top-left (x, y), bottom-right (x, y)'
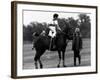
top-left (23, 38), bottom-right (91, 69)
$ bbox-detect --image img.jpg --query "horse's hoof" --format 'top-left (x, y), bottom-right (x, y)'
top-left (57, 65), bottom-right (60, 68)
top-left (63, 65), bottom-right (67, 67)
top-left (74, 64), bottom-right (76, 66)
top-left (79, 62), bottom-right (81, 65)
top-left (40, 65), bottom-right (43, 69)
top-left (79, 63), bottom-right (81, 66)
top-left (35, 67), bottom-right (38, 69)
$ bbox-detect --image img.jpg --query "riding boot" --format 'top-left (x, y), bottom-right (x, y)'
top-left (52, 37), bottom-right (56, 49)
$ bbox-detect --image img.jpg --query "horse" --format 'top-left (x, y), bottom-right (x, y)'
top-left (33, 23), bottom-right (73, 69)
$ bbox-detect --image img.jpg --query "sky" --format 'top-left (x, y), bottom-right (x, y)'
top-left (23, 10), bottom-right (90, 26)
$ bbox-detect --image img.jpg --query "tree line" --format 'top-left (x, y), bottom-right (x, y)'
top-left (23, 14), bottom-right (91, 42)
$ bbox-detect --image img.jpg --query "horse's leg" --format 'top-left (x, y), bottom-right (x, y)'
top-left (62, 50), bottom-right (66, 67)
top-left (57, 50), bottom-right (61, 68)
top-left (38, 49), bottom-right (45, 68)
top-left (39, 59), bottom-right (43, 68)
top-left (74, 56), bottom-right (76, 66)
top-left (34, 58), bottom-right (38, 69)
top-left (34, 49), bottom-right (45, 69)
top-left (34, 51), bottom-right (40, 69)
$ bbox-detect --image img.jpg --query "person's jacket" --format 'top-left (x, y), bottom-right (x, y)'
top-left (72, 32), bottom-right (82, 50)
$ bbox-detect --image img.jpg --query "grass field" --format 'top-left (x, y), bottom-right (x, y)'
top-left (23, 38), bottom-right (91, 69)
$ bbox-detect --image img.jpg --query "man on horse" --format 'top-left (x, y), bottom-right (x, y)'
top-left (33, 14), bottom-right (74, 69)
top-left (48, 13), bottom-right (62, 50)
top-left (32, 13), bottom-right (62, 50)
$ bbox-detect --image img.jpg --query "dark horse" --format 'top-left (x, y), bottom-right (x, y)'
top-left (33, 24), bottom-right (73, 69)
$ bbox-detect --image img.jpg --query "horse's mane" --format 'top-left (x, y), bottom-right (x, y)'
top-left (62, 22), bottom-right (70, 33)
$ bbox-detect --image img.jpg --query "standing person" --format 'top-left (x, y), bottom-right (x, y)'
top-left (48, 13), bottom-right (62, 49)
top-left (72, 27), bottom-right (83, 66)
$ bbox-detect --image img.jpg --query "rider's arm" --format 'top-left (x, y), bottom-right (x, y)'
top-left (54, 20), bottom-right (61, 31)
top-left (56, 24), bottom-right (61, 31)
top-left (48, 24), bottom-right (55, 32)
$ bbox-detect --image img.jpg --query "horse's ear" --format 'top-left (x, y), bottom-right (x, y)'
top-left (32, 32), bottom-right (36, 36)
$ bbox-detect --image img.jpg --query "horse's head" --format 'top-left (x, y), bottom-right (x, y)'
top-left (62, 23), bottom-right (74, 40)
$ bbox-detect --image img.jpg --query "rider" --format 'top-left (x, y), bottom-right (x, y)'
top-left (48, 13), bottom-right (62, 49)
top-left (48, 13), bottom-right (61, 37)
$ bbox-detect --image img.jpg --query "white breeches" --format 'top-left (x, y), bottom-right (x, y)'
top-left (48, 26), bottom-right (56, 38)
